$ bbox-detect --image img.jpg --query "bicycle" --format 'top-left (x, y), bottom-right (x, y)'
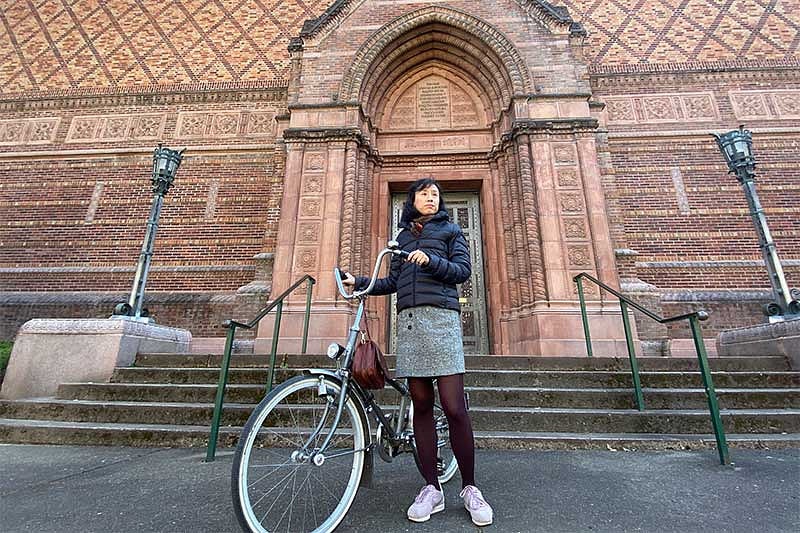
top-left (231, 240), bottom-right (466, 533)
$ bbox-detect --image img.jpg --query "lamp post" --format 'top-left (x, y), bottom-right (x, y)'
top-left (114, 144), bottom-right (185, 321)
top-left (712, 125), bottom-right (800, 320)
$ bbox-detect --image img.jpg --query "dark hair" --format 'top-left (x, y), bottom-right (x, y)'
top-left (400, 177), bottom-right (448, 227)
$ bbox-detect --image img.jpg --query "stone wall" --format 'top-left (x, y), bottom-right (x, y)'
top-left (0, 291), bottom-right (269, 343)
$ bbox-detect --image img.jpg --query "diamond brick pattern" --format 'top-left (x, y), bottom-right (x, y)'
top-left (557, 0), bottom-right (800, 70)
top-left (1, 1), bottom-right (798, 95)
top-left (0, 0), bottom-right (331, 94)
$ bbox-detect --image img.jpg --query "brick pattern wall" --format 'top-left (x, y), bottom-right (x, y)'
top-left (0, 151), bottom-right (281, 292)
top-left (0, 0), bottom-right (331, 94)
top-left (558, 0), bottom-right (799, 70)
top-left (0, 291), bottom-right (269, 340)
top-left (2, 1), bottom-right (796, 96)
top-left (0, 0), bottom-right (798, 346)
top-left (593, 71), bottom-right (800, 292)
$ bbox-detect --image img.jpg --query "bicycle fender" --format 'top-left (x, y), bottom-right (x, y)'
top-left (302, 369), bottom-right (375, 489)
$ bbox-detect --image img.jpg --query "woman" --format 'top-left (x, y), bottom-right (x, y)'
top-left (342, 177), bottom-right (494, 527)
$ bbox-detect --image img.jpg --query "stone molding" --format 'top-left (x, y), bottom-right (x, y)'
top-left (661, 290), bottom-right (771, 302)
top-left (639, 260), bottom-right (800, 268)
top-left (0, 291), bottom-right (239, 306)
top-left (0, 84), bottom-right (287, 112)
top-left (19, 318), bottom-right (191, 342)
top-left (510, 0), bottom-right (583, 35)
top-left (0, 265), bottom-right (255, 274)
top-left (717, 319), bottom-right (800, 368)
top-left (339, 6), bottom-right (532, 101)
top-left (489, 118), bottom-right (599, 159)
top-left (590, 57), bottom-right (800, 76)
top-left (283, 127), bottom-right (370, 147)
top-left (300, 0), bottom-right (578, 40)
top-left (718, 319), bottom-right (800, 343)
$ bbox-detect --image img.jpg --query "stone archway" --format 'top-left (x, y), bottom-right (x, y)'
top-left (339, 5), bottom-right (532, 103)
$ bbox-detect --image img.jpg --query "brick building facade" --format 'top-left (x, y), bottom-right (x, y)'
top-left (0, 1), bottom-right (798, 355)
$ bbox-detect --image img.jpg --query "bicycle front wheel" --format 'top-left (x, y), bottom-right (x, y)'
top-left (231, 374), bottom-right (368, 533)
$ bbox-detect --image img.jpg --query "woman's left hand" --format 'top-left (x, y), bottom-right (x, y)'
top-left (407, 250), bottom-right (430, 266)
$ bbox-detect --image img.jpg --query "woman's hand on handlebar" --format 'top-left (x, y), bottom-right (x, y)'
top-left (407, 250), bottom-right (429, 266)
top-left (341, 272), bottom-right (356, 286)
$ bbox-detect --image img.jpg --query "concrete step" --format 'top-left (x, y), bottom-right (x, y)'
top-left (2, 398), bottom-right (798, 434)
top-left (56, 382), bottom-right (800, 410)
top-left (1, 417), bottom-right (799, 451)
top-left (135, 353), bottom-right (792, 372)
top-left (110, 367), bottom-right (800, 389)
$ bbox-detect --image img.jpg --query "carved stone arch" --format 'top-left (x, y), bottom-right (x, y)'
top-left (340, 5), bottom-right (532, 103)
top-left (362, 29), bottom-right (510, 121)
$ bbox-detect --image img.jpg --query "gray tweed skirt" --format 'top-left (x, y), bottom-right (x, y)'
top-left (395, 305), bottom-right (466, 378)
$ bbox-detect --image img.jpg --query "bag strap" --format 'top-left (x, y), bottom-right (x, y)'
top-left (361, 315), bottom-right (373, 340)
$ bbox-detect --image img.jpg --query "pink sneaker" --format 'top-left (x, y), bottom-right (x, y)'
top-left (459, 485), bottom-right (493, 526)
top-left (407, 484), bottom-right (445, 522)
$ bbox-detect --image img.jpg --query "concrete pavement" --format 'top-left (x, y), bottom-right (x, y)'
top-left (1, 445), bottom-right (798, 532)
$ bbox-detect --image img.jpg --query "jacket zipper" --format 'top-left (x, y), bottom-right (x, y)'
top-left (412, 237), bottom-right (419, 307)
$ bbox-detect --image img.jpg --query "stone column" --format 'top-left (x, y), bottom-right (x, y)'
top-left (257, 130), bottom-right (367, 354)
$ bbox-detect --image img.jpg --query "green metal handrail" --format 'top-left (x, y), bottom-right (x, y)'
top-left (205, 275), bottom-right (316, 461)
top-left (573, 272), bottom-right (730, 465)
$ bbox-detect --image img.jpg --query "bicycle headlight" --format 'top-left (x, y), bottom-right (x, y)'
top-left (326, 342), bottom-right (344, 360)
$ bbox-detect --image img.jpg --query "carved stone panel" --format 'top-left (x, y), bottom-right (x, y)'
top-left (299, 198), bottom-right (322, 218)
top-left (297, 222), bottom-right (321, 243)
top-left (176, 111), bottom-right (241, 139)
top-left (563, 218), bottom-right (587, 239)
top-left (417, 77), bottom-right (450, 129)
top-left (604, 92), bottom-right (719, 124)
top-left (245, 112), bottom-right (275, 136)
top-left (553, 144), bottom-right (577, 165)
top-left (304, 152), bottom-right (326, 172)
top-left (66, 114), bottom-right (165, 143)
top-left (559, 194), bottom-right (584, 214)
top-left (557, 168), bottom-right (580, 188)
top-left (295, 248), bottom-right (318, 272)
top-left (730, 90), bottom-right (800, 120)
top-left (568, 245), bottom-right (592, 267)
top-left (303, 174), bottom-right (323, 194)
top-left (0, 117), bottom-right (60, 146)
top-left (384, 74), bottom-right (481, 131)
top-left (211, 113), bottom-right (241, 137)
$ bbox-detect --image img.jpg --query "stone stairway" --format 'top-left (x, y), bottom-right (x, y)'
top-left (1, 353), bottom-right (799, 450)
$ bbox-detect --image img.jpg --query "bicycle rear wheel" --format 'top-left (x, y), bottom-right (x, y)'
top-left (231, 374), bottom-right (368, 533)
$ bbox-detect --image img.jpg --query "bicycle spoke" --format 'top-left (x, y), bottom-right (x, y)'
top-left (308, 468), bottom-right (346, 503)
top-left (263, 465), bottom-right (302, 526)
top-left (250, 465), bottom-right (297, 507)
top-left (262, 426), bottom-right (306, 448)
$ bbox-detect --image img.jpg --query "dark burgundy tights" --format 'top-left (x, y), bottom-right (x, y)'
top-left (408, 374), bottom-right (475, 490)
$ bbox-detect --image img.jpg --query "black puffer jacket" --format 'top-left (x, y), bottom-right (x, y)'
top-left (355, 210), bottom-right (471, 313)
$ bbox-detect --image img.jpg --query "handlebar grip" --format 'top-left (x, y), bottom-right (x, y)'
top-left (397, 250), bottom-right (411, 260)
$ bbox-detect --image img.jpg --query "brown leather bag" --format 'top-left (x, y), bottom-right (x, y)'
top-left (352, 320), bottom-right (390, 389)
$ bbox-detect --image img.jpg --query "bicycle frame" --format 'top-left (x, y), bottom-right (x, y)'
top-left (305, 243), bottom-right (411, 459)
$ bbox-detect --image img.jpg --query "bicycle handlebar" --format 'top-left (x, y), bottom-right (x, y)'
top-left (334, 240), bottom-right (409, 300)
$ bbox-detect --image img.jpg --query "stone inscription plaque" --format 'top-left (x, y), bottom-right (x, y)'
top-left (417, 78), bottom-right (450, 129)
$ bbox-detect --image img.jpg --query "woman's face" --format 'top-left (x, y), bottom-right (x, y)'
top-left (413, 184), bottom-right (440, 216)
